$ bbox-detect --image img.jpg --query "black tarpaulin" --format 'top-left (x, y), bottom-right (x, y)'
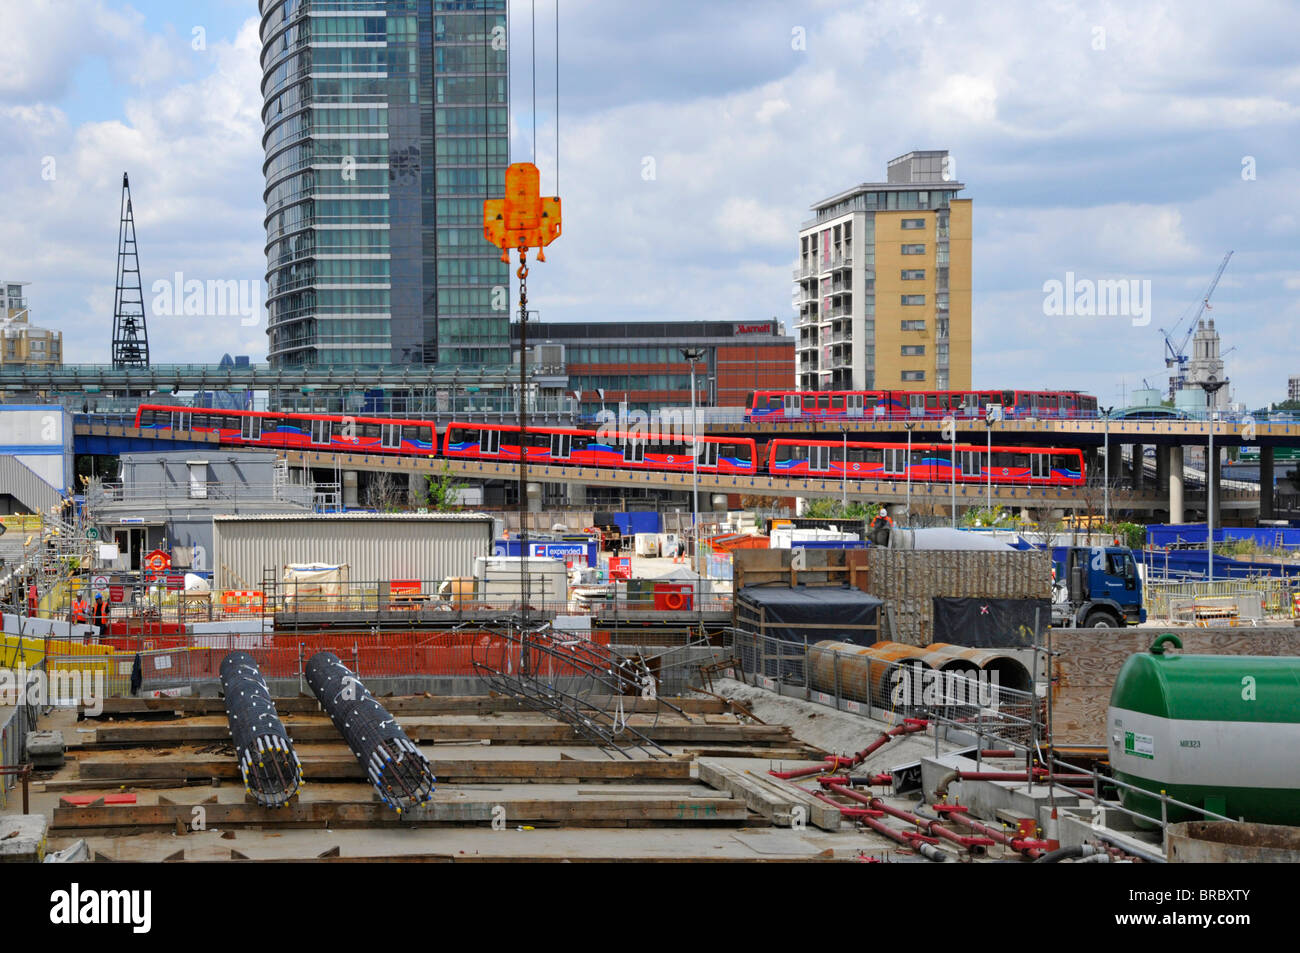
top-left (932, 597), bottom-right (1050, 648)
top-left (736, 586), bottom-right (884, 645)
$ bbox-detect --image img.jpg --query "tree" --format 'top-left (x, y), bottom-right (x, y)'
top-left (424, 465), bottom-right (468, 511)
top-left (364, 472), bottom-right (404, 512)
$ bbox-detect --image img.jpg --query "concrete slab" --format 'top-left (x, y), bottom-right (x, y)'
top-left (0, 814), bottom-right (47, 863)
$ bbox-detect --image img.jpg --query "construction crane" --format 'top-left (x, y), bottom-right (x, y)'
top-left (1159, 250), bottom-right (1232, 399)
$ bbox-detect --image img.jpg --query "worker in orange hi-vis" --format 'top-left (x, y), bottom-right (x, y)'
top-left (72, 594), bottom-right (89, 625)
top-left (27, 581), bottom-right (39, 617)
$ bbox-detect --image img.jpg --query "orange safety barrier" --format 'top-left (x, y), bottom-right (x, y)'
top-left (219, 590), bottom-right (265, 616)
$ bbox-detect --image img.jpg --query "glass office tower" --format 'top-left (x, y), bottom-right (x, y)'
top-left (260, 0), bottom-right (509, 368)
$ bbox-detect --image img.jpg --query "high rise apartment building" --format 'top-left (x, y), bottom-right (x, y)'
top-left (260, 0), bottom-right (509, 368)
top-left (794, 151), bottom-right (971, 392)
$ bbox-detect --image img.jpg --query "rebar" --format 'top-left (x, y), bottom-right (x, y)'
top-left (220, 652), bottom-right (302, 809)
top-left (304, 652), bottom-right (435, 812)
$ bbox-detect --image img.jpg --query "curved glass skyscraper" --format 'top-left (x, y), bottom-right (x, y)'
top-left (260, 0), bottom-right (508, 368)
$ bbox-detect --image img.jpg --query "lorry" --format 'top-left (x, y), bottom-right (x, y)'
top-left (1049, 545), bottom-right (1145, 628)
top-left (866, 519), bottom-right (1145, 628)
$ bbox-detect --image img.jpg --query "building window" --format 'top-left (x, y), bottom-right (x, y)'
top-left (901, 320), bottom-right (926, 332)
top-left (901, 218), bottom-right (926, 230)
top-left (901, 244), bottom-right (926, 255)
top-left (901, 370), bottom-right (926, 382)
top-left (901, 295), bottom-right (925, 306)
top-left (901, 345), bottom-right (926, 356)
top-left (900, 269), bottom-right (925, 281)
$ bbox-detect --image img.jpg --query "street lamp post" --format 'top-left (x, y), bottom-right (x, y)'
top-left (950, 421), bottom-right (957, 529)
top-left (841, 426), bottom-right (848, 510)
top-left (1197, 378), bottom-right (1228, 585)
top-left (681, 348), bottom-right (706, 577)
top-left (903, 422), bottom-right (915, 526)
top-left (1101, 406), bottom-right (1113, 524)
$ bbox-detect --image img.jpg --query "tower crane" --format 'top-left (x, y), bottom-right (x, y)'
top-left (1158, 250), bottom-right (1232, 399)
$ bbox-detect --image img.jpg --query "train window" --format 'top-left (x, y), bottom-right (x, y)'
top-left (745, 392), bottom-right (756, 409)
top-left (623, 439), bottom-right (645, 463)
top-left (926, 395), bottom-right (939, 409)
top-left (771, 443), bottom-right (797, 463)
top-left (1004, 391), bottom-right (1015, 406)
top-left (550, 433), bottom-right (572, 459)
top-left (482, 429), bottom-right (501, 454)
top-left (831, 395), bottom-right (845, 410)
top-left (817, 395), bottom-right (830, 410)
top-left (727, 442), bottom-right (752, 465)
top-left (766, 395), bottom-right (782, 409)
top-left (240, 415), bottom-right (262, 441)
top-left (311, 419), bottom-right (331, 445)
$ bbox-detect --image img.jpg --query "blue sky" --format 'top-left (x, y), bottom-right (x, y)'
top-left (1, 0), bottom-right (1297, 408)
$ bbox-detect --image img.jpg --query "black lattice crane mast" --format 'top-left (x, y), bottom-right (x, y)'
top-left (111, 172), bottom-right (150, 369)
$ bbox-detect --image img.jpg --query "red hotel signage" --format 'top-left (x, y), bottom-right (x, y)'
top-left (735, 323), bottom-right (773, 334)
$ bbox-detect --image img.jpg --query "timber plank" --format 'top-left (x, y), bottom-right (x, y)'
top-left (52, 796), bottom-right (746, 831)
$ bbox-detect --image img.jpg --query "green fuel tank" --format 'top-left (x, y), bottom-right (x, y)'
top-left (1107, 634), bottom-right (1300, 828)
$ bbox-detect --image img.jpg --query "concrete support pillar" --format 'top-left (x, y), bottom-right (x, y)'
top-left (1155, 445), bottom-right (1169, 493)
top-left (342, 470), bottom-right (359, 509)
top-left (526, 482), bottom-right (543, 514)
top-left (1168, 445), bottom-right (1184, 524)
top-left (568, 481), bottom-right (587, 506)
top-left (408, 472), bottom-right (427, 506)
top-left (1131, 443), bottom-right (1145, 489)
top-left (1208, 446), bottom-right (1221, 531)
top-left (1260, 446), bottom-right (1275, 520)
top-left (1107, 443), bottom-right (1123, 480)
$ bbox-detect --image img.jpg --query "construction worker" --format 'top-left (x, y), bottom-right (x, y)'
top-left (71, 593), bottom-right (89, 625)
top-left (92, 592), bottom-right (109, 632)
top-left (27, 581), bottom-right (39, 617)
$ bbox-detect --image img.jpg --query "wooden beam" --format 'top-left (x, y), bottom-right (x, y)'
top-left (76, 756), bottom-right (695, 784)
top-left (697, 759), bottom-right (841, 831)
top-left (52, 796), bottom-right (747, 831)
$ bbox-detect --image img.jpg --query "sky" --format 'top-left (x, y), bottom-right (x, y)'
top-left (1, 0), bottom-right (1297, 408)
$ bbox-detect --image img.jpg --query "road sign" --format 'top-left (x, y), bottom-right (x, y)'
top-left (91, 574), bottom-right (109, 590)
top-left (165, 574), bottom-right (185, 591)
top-left (86, 526), bottom-right (99, 540)
top-left (108, 585), bottom-right (125, 603)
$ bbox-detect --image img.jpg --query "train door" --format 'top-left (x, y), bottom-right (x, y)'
top-left (809, 445), bottom-right (831, 471)
top-left (240, 414), bottom-right (262, 442)
top-left (883, 447), bottom-right (907, 476)
top-left (310, 419), bottom-right (332, 445)
top-left (960, 450), bottom-right (981, 478)
top-left (381, 424), bottom-right (402, 450)
top-left (623, 438), bottom-right (645, 464)
top-left (908, 393), bottom-right (925, 418)
top-left (961, 394), bottom-right (979, 417)
top-left (846, 394), bottom-right (864, 418)
top-left (1030, 453), bottom-right (1049, 481)
top-left (171, 411), bottom-right (192, 432)
top-left (482, 429), bottom-right (502, 455)
top-left (783, 394), bottom-right (801, 419)
top-left (699, 442), bottom-right (719, 468)
top-left (550, 432), bottom-right (572, 460)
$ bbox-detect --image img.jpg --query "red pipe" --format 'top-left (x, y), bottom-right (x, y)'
top-left (770, 718), bottom-right (927, 781)
top-left (934, 804), bottom-right (1048, 860)
top-left (824, 782), bottom-right (994, 853)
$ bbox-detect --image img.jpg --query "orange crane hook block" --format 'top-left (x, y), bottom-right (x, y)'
top-left (483, 162), bottom-right (561, 262)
